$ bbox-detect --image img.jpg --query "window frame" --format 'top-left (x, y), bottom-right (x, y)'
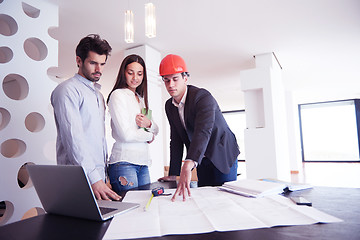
top-left (298, 99), bottom-right (360, 163)
top-left (222, 110), bottom-right (246, 162)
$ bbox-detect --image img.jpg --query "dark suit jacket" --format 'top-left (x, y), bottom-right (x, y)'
top-left (165, 85), bottom-right (240, 176)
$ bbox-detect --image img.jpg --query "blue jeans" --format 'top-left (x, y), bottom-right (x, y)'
top-left (197, 157), bottom-right (238, 187)
top-left (108, 162), bottom-right (150, 194)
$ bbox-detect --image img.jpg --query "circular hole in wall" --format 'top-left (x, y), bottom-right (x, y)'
top-left (0, 201), bottom-right (14, 226)
top-left (22, 2), bottom-right (40, 18)
top-left (3, 73), bottom-right (29, 100)
top-left (24, 37), bottom-right (48, 61)
top-left (47, 67), bottom-right (64, 84)
top-left (1, 138), bottom-right (26, 158)
top-left (25, 112), bottom-right (45, 132)
top-left (0, 108), bottom-right (11, 130)
top-left (48, 26), bottom-right (58, 40)
top-left (17, 162), bottom-right (35, 189)
top-left (0, 46), bottom-right (13, 63)
top-left (0, 14), bottom-right (18, 36)
top-left (22, 207), bottom-right (45, 220)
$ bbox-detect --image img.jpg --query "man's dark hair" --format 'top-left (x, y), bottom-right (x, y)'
top-left (75, 34), bottom-right (112, 63)
top-left (181, 72), bottom-right (190, 78)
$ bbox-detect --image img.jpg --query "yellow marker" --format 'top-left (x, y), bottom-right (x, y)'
top-left (144, 194), bottom-right (154, 211)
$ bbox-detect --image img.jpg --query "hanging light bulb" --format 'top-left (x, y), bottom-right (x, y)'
top-left (145, 3), bottom-right (156, 38)
top-left (124, 10), bottom-right (134, 43)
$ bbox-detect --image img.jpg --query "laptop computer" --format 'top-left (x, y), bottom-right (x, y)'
top-left (27, 164), bottom-right (139, 221)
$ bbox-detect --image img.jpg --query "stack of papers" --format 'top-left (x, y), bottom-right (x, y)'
top-left (260, 178), bottom-right (313, 191)
top-left (219, 179), bottom-right (287, 197)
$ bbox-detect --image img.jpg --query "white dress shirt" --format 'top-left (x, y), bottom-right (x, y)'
top-left (171, 86), bottom-right (188, 128)
top-left (171, 86), bottom-right (197, 168)
top-left (108, 88), bottom-right (159, 166)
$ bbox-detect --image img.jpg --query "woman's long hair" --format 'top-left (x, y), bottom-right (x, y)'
top-left (107, 54), bottom-right (149, 112)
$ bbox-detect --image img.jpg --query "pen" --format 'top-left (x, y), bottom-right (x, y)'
top-left (144, 193), bottom-right (154, 211)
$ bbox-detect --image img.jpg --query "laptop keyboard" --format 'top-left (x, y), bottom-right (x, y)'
top-left (99, 207), bottom-right (117, 215)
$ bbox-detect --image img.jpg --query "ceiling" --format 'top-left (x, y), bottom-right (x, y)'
top-left (44, 0), bottom-right (360, 111)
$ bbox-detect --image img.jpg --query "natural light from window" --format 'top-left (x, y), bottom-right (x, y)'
top-left (300, 100), bottom-right (359, 161)
top-left (223, 111), bottom-right (246, 161)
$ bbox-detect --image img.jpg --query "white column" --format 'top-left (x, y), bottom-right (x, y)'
top-left (240, 53), bottom-right (291, 181)
top-left (285, 91), bottom-right (303, 173)
top-left (124, 45), bottom-right (165, 182)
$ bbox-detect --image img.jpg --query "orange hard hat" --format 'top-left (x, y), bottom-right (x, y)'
top-left (159, 54), bottom-right (188, 76)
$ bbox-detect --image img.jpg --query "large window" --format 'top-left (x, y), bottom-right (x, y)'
top-left (223, 110), bottom-right (246, 161)
top-left (299, 100), bottom-right (360, 162)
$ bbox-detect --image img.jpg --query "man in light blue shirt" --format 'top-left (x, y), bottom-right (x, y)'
top-left (51, 34), bottom-right (120, 200)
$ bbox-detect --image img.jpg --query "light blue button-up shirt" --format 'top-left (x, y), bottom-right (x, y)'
top-left (51, 74), bottom-right (107, 184)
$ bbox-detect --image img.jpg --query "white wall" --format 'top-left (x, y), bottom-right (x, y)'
top-left (0, 0), bottom-right (58, 225)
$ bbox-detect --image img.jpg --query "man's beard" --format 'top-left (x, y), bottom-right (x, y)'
top-left (82, 67), bottom-right (101, 82)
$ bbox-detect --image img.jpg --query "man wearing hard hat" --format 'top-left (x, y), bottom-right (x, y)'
top-left (158, 54), bottom-right (240, 201)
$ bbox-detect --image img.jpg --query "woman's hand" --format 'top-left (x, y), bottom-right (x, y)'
top-left (136, 113), bottom-right (151, 128)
